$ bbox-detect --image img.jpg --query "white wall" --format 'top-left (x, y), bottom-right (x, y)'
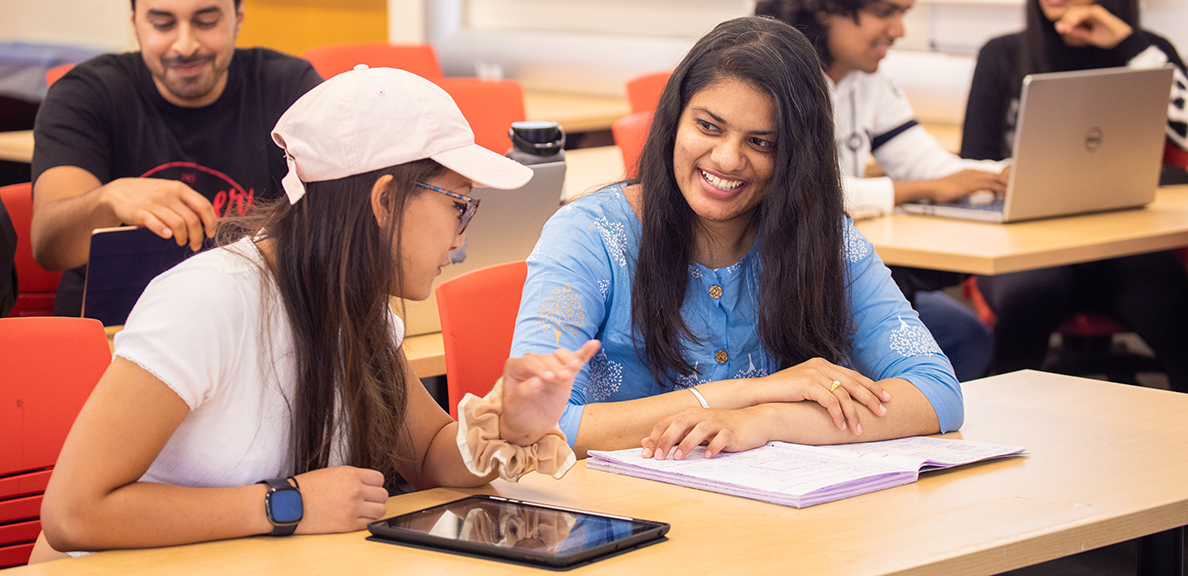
top-left (388, 0), bottom-right (426, 44)
top-left (410, 0), bottom-right (1187, 125)
top-left (916, 0), bottom-right (1188, 56)
top-left (2, 0), bottom-right (1183, 65)
top-left (897, 0), bottom-right (1188, 124)
top-left (427, 0), bottom-right (753, 96)
top-left (1142, 0), bottom-right (1188, 60)
top-left (0, 0), bottom-right (135, 51)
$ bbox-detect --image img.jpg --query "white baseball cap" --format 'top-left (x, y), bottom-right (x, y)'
top-left (272, 65), bottom-right (533, 204)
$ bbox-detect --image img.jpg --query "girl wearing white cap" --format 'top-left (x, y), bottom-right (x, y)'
top-left (33, 66), bottom-right (597, 557)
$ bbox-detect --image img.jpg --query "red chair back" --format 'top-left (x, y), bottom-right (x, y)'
top-left (1, 183), bottom-right (63, 317)
top-left (0, 317), bottom-right (110, 475)
top-left (436, 261), bottom-right (528, 419)
top-left (45, 64), bottom-right (75, 88)
top-left (612, 111), bottom-right (653, 179)
top-left (961, 277), bottom-right (996, 326)
top-left (1165, 139), bottom-right (1188, 169)
top-left (300, 42), bottom-right (442, 80)
top-left (626, 71), bottom-right (671, 114)
top-left (0, 317), bottom-right (110, 568)
top-left (434, 78), bottom-right (526, 154)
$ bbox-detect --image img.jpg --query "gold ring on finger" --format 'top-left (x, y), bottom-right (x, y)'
top-left (829, 380), bottom-right (841, 392)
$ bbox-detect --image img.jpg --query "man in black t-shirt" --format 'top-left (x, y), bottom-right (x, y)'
top-left (31, 0), bottom-right (321, 316)
top-left (0, 195), bottom-right (16, 318)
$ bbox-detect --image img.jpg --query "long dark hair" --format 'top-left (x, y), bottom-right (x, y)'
top-left (220, 159), bottom-right (445, 477)
top-left (1017, 0), bottom-right (1139, 87)
top-left (754, 0), bottom-right (880, 69)
top-left (632, 16), bottom-right (851, 386)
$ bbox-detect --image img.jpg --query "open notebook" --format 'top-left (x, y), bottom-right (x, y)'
top-left (587, 436), bottom-right (1025, 508)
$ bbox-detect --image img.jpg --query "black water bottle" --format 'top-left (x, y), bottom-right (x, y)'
top-left (506, 121), bottom-right (566, 165)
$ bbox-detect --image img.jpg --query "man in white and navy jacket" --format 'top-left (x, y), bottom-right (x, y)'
top-left (757, 0), bottom-right (1007, 381)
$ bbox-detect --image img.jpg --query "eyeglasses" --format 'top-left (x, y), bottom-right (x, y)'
top-left (415, 182), bottom-right (481, 235)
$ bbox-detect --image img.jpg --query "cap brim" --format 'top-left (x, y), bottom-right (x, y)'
top-left (431, 144), bottom-right (534, 190)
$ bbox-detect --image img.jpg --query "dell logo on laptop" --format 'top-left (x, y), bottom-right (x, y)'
top-left (1085, 127), bottom-right (1103, 152)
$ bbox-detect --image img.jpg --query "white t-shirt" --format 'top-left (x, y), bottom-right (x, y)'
top-left (113, 237), bottom-right (404, 488)
top-left (830, 69), bottom-right (1004, 216)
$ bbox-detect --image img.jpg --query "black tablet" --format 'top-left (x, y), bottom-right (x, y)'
top-left (366, 495), bottom-right (669, 569)
top-left (83, 226), bottom-right (200, 326)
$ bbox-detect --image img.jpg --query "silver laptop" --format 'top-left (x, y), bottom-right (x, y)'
top-left (396, 161), bottom-right (566, 336)
top-left (902, 66), bottom-right (1174, 223)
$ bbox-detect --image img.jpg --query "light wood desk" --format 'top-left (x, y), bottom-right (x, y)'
top-left (855, 185), bottom-right (1188, 275)
top-left (10, 371), bottom-right (1186, 575)
top-left (0, 130), bottom-right (33, 163)
top-left (924, 122), bottom-right (962, 153)
top-left (563, 145), bottom-right (625, 200)
top-left (523, 91), bottom-right (630, 135)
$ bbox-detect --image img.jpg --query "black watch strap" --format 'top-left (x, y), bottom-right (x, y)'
top-left (259, 476), bottom-right (302, 536)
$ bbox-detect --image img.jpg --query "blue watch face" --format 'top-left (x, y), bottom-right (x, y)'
top-left (270, 489), bottom-right (303, 524)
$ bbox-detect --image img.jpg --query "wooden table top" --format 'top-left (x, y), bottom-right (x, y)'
top-left (855, 184), bottom-right (1188, 275)
top-left (523, 91), bottom-right (630, 135)
top-left (12, 371), bottom-right (1188, 575)
top-left (562, 145), bottom-right (625, 201)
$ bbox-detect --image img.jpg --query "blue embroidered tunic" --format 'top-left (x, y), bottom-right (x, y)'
top-left (510, 185), bottom-right (962, 445)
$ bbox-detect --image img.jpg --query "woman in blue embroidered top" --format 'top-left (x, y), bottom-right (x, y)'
top-left (510, 16), bottom-right (963, 460)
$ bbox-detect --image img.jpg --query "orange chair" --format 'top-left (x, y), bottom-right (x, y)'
top-left (0, 317), bottom-right (111, 568)
top-left (625, 71), bottom-right (671, 114)
top-left (434, 78), bottom-right (526, 154)
top-left (612, 111), bottom-right (652, 179)
top-left (436, 261), bottom-right (528, 419)
top-left (300, 42), bottom-right (442, 80)
top-left (45, 64), bottom-right (75, 88)
top-left (1, 184), bottom-right (63, 317)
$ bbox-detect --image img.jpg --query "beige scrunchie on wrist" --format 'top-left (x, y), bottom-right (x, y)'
top-left (456, 378), bottom-right (577, 482)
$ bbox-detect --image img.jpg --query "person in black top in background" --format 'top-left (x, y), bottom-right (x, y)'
top-left (30, 0), bottom-right (321, 317)
top-left (961, 0), bottom-right (1188, 392)
top-left (0, 195), bottom-right (15, 317)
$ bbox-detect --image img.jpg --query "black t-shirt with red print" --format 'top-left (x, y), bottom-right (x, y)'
top-left (32, 48), bottom-right (321, 316)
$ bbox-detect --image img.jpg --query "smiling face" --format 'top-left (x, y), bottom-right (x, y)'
top-left (132, 0), bottom-right (242, 108)
top-left (671, 77), bottom-right (777, 235)
top-left (394, 169), bottom-right (472, 301)
top-left (820, 0), bottom-right (912, 82)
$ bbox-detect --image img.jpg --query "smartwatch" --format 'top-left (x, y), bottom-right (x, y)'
top-left (259, 476), bottom-right (303, 536)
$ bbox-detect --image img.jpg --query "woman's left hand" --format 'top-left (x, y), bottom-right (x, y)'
top-left (639, 405), bottom-right (771, 460)
top-left (499, 340), bottom-right (601, 445)
top-left (1055, 4), bottom-right (1133, 49)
